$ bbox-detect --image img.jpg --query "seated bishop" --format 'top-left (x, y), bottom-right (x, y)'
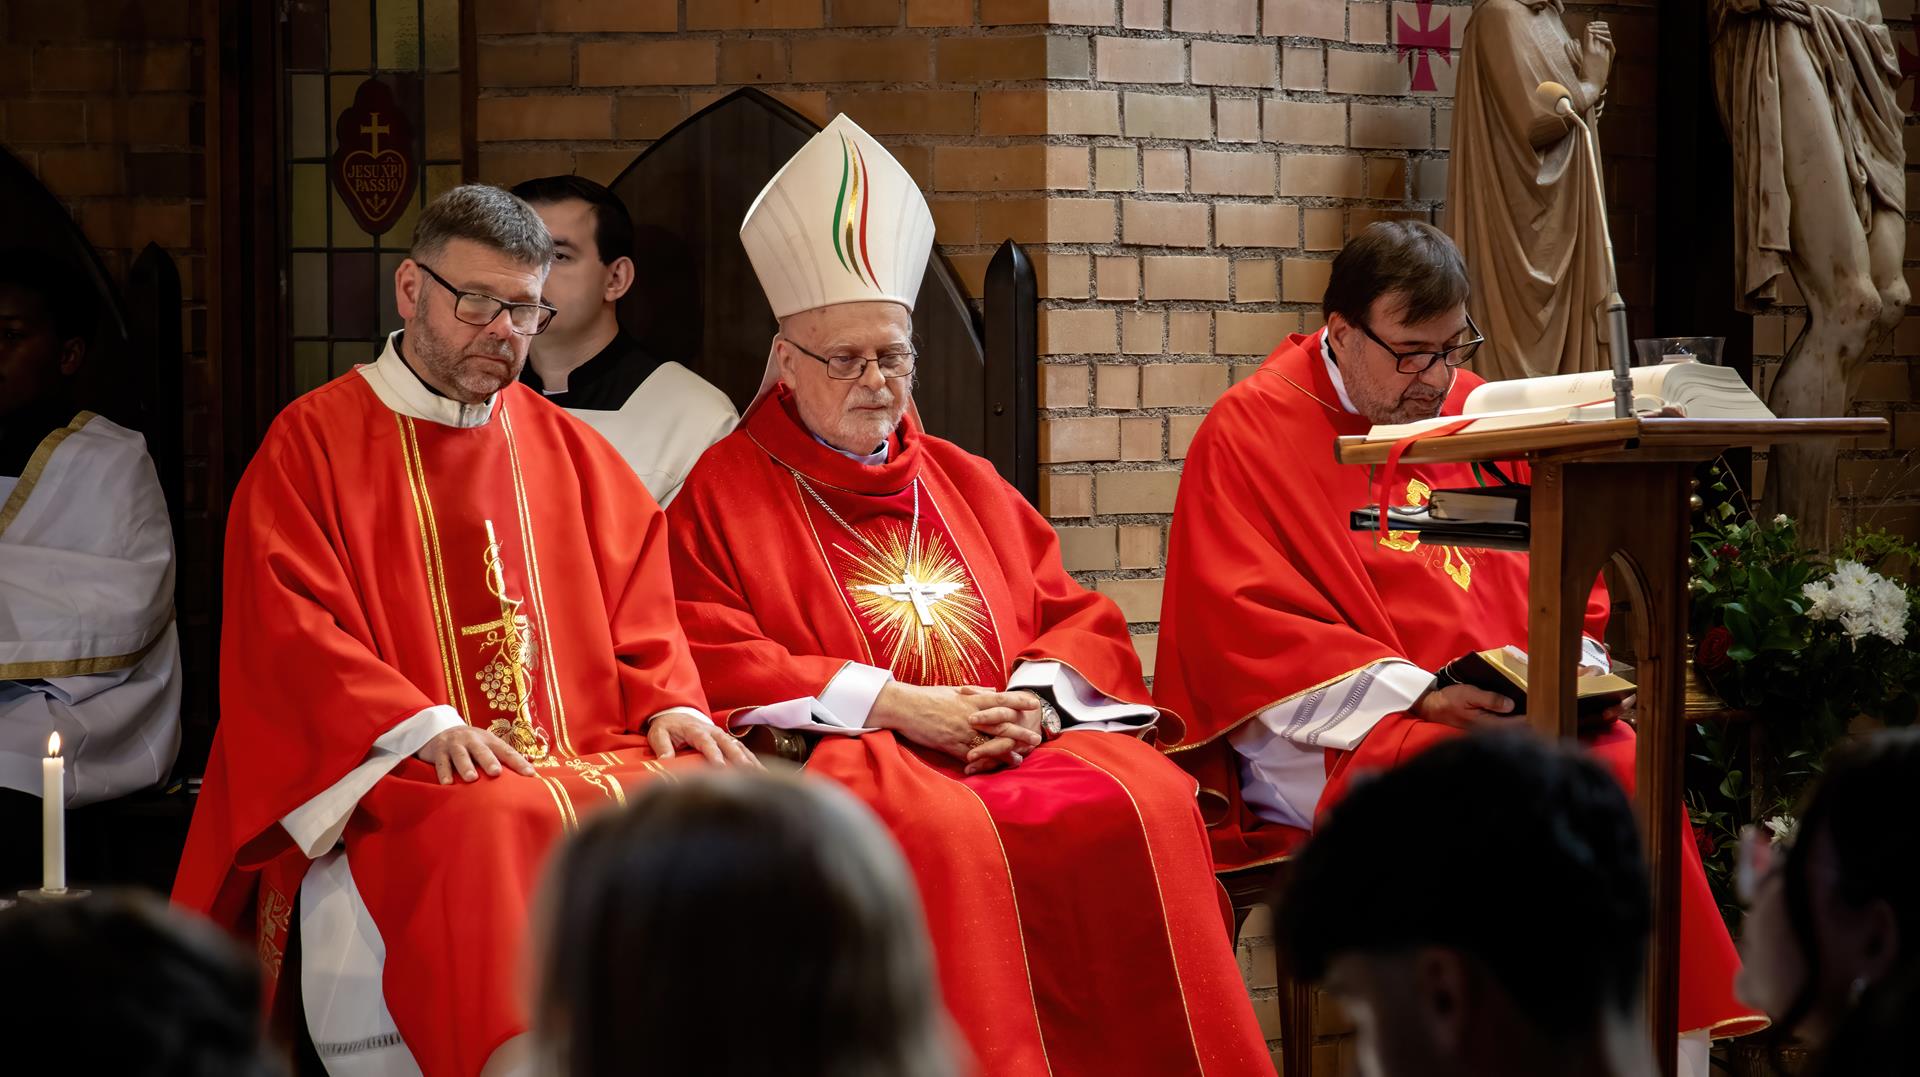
top-left (1154, 221), bottom-right (1766, 1063)
top-left (0, 259), bottom-right (181, 863)
top-left (510, 175), bottom-right (738, 505)
top-left (667, 115), bottom-right (1271, 1077)
top-left (174, 186), bottom-right (751, 1077)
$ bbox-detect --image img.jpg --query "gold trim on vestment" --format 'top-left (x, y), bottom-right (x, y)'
top-left (564, 755), bottom-right (625, 806)
top-left (396, 416), bottom-right (470, 722)
top-left (1164, 658), bottom-right (1396, 754)
top-left (921, 749), bottom-right (1055, 1075)
top-left (537, 772), bottom-right (578, 830)
top-left (1694, 1014), bottom-right (1771, 1041)
top-left (0, 411), bottom-right (97, 539)
top-left (498, 402), bottom-right (576, 758)
top-left (1057, 741), bottom-right (1206, 1072)
top-left (0, 617), bottom-right (169, 680)
top-left (1218, 849), bottom-right (1301, 873)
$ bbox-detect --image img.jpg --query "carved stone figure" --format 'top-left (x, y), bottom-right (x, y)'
top-left (1712, 0), bottom-right (1908, 544)
top-left (1448, 0), bottom-right (1616, 381)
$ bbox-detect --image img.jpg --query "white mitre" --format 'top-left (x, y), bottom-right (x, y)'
top-left (740, 114), bottom-right (936, 319)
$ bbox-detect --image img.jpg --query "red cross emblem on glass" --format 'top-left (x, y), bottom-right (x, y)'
top-left (1396, 1), bottom-right (1455, 94)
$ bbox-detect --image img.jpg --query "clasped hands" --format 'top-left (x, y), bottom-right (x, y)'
top-left (870, 681), bottom-right (1048, 776)
top-left (414, 712), bottom-right (759, 786)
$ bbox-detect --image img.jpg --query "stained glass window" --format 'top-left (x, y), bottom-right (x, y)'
top-left (286, 0), bottom-right (466, 395)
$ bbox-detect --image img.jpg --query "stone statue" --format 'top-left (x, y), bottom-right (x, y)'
top-left (1712, 0), bottom-right (1908, 545)
top-left (1448, 0), bottom-right (1616, 381)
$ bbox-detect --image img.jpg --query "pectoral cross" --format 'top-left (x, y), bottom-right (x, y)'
top-left (859, 572), bottom-right (962, 627)
top-left (361, 112), bottom-right (389, 156)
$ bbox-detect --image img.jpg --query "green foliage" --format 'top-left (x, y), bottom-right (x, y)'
top-left (1684, 465), bottom-right (1920, 930)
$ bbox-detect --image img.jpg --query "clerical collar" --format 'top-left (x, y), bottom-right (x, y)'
top-left (519, 328), bottom-right (668, 412)
top-left (1317, 328), bottom-right (1362, 415)
top-left (814, 432), bottom-right (889, 466)
top-left (359, 331), bottom-right (498, 429)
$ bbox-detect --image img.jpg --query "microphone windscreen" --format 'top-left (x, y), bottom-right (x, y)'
top-left (1535, 80), bottom-right (1574, 113)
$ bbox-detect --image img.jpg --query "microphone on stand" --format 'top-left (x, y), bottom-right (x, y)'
top-left (1537, 80), bottom-right (1635, 420)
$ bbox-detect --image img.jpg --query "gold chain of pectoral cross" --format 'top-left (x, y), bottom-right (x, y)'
top-left (791, 470), bottom-right (919, 559)
top-left (457, 519), bottom-right (552, 763)
top-left (791, 470), bottom-right (960, 629)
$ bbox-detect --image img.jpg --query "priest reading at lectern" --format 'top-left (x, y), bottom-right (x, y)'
top-left (174, 185), bottom-right (750, 1077)
top-left (1154, 221), bottom-right (1765, 1066)
top-left (667, 115), bottom-right (1271, 1077)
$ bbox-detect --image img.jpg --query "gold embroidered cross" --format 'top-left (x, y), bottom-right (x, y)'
top-left (858, 571), bottom-right (964, 627)
top-left (458, 520), bottom-right (551, 762)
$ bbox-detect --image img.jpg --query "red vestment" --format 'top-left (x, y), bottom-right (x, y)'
top-left (1156, 332), bottom-right (1765, 1038)
top-left (173, 361), bottom-right (709, 1076)
top-left (667, 387), bottom-right (1271, 1076)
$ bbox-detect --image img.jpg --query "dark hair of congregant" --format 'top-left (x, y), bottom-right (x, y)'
top-left (1322, 219), bottom-right (1470, 330)
top-left (1774, 727), bottom-right (1920, 1039)
top-left (0, 889), bottom-right (278, 1076)
top-left (0, 255), bottom-right (99, 345)
top-left (535, 770), bottom-right (956, 1077)
top-left (1280, 731), bottom-right (1651, 1040)
top-left (408, 183), bottom-right (554, 269)
top-left (508, 174), bottom-right (635, 266)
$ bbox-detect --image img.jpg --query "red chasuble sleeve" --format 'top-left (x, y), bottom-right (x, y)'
top-left (1154, 335), bottom-right (1610, 866)
top-left (665, 439), bottom-right (857, 725)
top-left (174, 416), bottom-right (447, 923)
top-left (575, 433), bottom-right (711, 731)
top-left (991, 455), bottom-right (1171, 730)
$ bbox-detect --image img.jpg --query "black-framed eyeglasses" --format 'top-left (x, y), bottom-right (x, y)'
top-left (417, 263), bottom-right (557, 336)
top-left (782, 336), bottom-right (918, 381)
top-left (1358, 313), bottom-right (1483, 374)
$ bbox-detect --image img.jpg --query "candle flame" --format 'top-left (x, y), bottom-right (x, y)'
top-left (47, 732), bottom-right (60, 757)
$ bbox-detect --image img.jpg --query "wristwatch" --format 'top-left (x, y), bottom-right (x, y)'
top-left (1030, 694), bottom-right (1063, 740)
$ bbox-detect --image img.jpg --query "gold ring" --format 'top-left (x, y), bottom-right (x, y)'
top-left (969, 734), bottom-right (990, 749)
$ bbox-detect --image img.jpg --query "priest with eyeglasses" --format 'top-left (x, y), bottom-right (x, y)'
top-left (176, 184), bottom-right (748, 1077)
top-left (665, 115), bottom-right (1271, 1076)
top-left (1154, 220), bottom-right (1764, 1073)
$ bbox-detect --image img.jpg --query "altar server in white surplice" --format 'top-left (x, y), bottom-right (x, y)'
top-left (0, 263), bottom-right (181, 813)
top-left (511, 175), bottom-right (737, 505)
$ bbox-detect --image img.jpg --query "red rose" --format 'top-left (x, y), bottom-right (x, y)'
top-left (1693, 822), bottom-right (1717, 858)
top-left (1696, 625), bottom-right (1735, 675)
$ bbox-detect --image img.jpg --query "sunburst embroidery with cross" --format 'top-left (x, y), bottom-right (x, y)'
top-left (838, 521), bottom-right (998, 686)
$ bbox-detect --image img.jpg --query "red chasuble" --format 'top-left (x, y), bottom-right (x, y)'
top-left (1156, 331), bottom-right (1765, 1038)
top-left (668, 386), bottom-right (1271, 1077)
top-left (173, 365), bottom-right (709, 1076)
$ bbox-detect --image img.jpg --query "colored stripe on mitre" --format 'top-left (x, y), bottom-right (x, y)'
top-left (829, 133), bottom-right (877, 287)
top-left (851, 140), bottom-right (878, 286)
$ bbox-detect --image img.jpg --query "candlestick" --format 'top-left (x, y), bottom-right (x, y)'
top-left (43, 732), bottom-right (64, 894)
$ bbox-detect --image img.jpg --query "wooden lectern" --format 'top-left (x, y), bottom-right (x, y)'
top-left (1335, 416), bottom-right (1886, 1076)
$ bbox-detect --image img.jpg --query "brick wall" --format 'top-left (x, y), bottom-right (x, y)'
top-left (1035, 0), bottom-right (1667, 685)
top-left (471, 0), bottom-right (1079, 302)
top-left (0, 0), bottom-right (214, 732)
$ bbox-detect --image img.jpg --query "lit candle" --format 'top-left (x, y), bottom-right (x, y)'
top-left (43, 732), bottom-right (65, 893)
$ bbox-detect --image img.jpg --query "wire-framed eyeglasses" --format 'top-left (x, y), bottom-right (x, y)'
top-left (1358, 313), bottom-right (1484, 374)
top-left (417, 263), bottom-right (557, 336)
top-left (783, 336), bottom-right (918, 381)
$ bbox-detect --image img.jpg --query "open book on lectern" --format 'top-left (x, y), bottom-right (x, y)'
top-left (1362, 361), bottom-right (1774, 442)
